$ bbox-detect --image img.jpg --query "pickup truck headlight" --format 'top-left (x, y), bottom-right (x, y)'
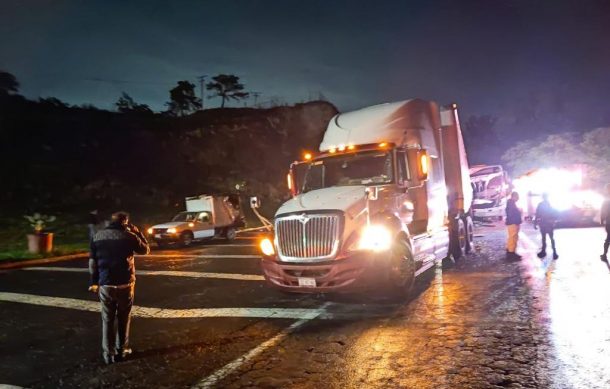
top-left (358, 225), bottom-right (392, 251)
top-left (167, 227), bottom-right (177, 234)
top-left (260, 238), bottom-right (275, 256)
top-left (147, 228), bottom-right (153, 234)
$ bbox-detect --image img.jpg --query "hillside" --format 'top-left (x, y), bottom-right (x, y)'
top-left (0, 95), bottom-right (338, 216)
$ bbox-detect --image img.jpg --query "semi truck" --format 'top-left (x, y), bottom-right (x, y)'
top-left (259, 99), bottom-right (474, 296)
top-left (470, 165), bottom-right (510, 221)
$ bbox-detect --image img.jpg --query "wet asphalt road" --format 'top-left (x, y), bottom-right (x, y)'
top-left (1, 223), bottom-right (609, 389)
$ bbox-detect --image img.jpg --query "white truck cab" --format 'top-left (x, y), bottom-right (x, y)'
top-left (259, 99), bottom-right (474, 296)
top-left (148, 195), bottom-right (243, 247)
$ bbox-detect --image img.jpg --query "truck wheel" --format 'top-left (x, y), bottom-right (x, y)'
top-left (387, 239), bottom-right (415, 298)
top-left (464, 215), bottom-right (475, 254)
top-left (224, 227), bottom-right (236, 241)
top-left (450, 218), bottom-right (466, 261)
top-left (180, 231), bottom-right (194, 247)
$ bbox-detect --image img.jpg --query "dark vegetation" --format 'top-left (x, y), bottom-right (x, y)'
top-left (0, 71), bottom-right (338, 226)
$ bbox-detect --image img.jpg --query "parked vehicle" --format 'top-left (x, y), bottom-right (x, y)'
top-left (513, 166), bottom-right (604, 225)
top-left (148, 195), bottom-right (243, 247)
top-left (259, 99), bottom-right (474, 296)
top-left (470, 165), bottom-right (510, 221)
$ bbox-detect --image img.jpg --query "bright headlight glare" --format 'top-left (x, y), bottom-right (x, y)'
top-left (260, 238), bottom-right (275, 256)
top-left (167, 227), bottom-right (177, 234)
top-left (147, 228), bottom-right (153, 234)
top-left (358, 225), bottom-right (392, 251)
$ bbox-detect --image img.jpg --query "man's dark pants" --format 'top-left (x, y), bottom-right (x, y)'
top-left (99, 284), bottom-right (134, 357)
top-left (540, 225), bottom-right (556, 254)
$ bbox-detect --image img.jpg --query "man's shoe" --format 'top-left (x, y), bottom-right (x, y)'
top-left (537, 251), bottom-right (546, 258)
top-left (115, 348), bottom-right (133, 362)
top-left (602, 254), bottom-right (608, 262)
top-left (552, 252), bottom-right (559, 260)
top-left (102, 353), bottom-right (115, 365)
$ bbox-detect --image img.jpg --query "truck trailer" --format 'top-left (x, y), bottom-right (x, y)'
top-left (259, 99), bottom-right (474, 296)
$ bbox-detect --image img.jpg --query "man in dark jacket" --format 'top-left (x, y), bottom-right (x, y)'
top-left (601, 184), bottom-right (610, 262)
top-left (505, 191), bottom-right (522, 261)
top-left (89, 211), bottom-right (149, 364)
top-left (535, 193), bottom-right (559, 259)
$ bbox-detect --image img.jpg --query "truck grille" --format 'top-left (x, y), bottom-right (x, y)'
top-left (275, 213), bottom-right (341, 261)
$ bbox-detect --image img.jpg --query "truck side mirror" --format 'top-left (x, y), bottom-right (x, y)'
top-left (417, 149), bottom-right (429, 181)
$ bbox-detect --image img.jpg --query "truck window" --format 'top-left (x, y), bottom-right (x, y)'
top-left (396, 150), bottom-right (410, 184)
top-left (302, 151), bottom-right (393, 192)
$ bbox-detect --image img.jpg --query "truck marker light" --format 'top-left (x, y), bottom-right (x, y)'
top-left (338, 144), bottom-right (346, 151)
top-left (167, 228), bottom-right (177, 234)
top-left (147, 228), bottom-right (153, 234)
top-left (188, 223), bottom-right (195, 227)
top-left (287, 173), bottom-right (292, 190)
top-left (329, 147), bottom-right (337, 154)
top-left (378, 142), bottom-right (387, 148)
top-left (260, 238), bottom-right (275, 256)
top-left (420, 154), bottom-right (429, 175)
top-left (358, 225), bottom-right (392, 251)
top-left (347, 144), bottom-right (355, 150)
top-left (303, 152), bottom-right (312, 160)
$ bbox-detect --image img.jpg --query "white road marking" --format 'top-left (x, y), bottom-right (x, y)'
top-left (23, 267), bottom-right (265, 281)
top-left (141, 254), bottom-right (259, 259)
top-left (0, 385), bottom-right (28, 389)
top-left (192, 302), bottom-right (331, 389)
top-left (519, 231), bottom-right (537, 250)
top-left (0, 292), bottom-right (331, 320)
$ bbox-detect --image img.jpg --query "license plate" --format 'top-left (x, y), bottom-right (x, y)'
top-left (154, 234), bottom-right (161, 238)
top-left (298, 277), bottom-right (316, 288)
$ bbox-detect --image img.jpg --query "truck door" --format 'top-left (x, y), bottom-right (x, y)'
top-left (193, 212), bottom-right (215, 239)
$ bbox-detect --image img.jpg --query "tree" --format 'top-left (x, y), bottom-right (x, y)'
top-left (115, 92), bottom-right (153, 114)
top-left (166, 81), bottom-right (201, 116)
top-left (0, 71), bottom-right (19, 95)
top-left (501, 128), bottom-right (610, 187)
top-left (206, 74), bottom-right (249, 108)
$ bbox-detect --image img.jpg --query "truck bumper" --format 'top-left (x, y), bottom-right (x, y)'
top-left (261, 252), bottom-right (390, 293)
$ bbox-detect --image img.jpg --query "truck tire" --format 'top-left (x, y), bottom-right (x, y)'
top-left (180, 231), bottom-right (194, 247)
top-left (224, 227), bottom-right (236, 241)
top-left (464, 215), bottom-right (475, 254)
top-left (450, 218), bottom-right (466, 261)
top-left (387, 239), bottom-right (415, 299)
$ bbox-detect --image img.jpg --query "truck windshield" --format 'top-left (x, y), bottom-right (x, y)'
top-left (172, 212), bottom-right (200, 222)
top-left (302, 151), bottom-right (393, 192)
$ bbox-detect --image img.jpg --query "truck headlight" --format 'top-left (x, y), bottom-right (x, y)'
top-left (260, 238), bottom-right (275, 256)
top-left (147, 228), bottom-right (153, 234)
top-left (167, 227), bottom-right (177, 234)
top-left (358, 225), bottom-right (392, 251)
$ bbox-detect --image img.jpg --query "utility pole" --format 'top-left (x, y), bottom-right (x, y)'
top-left (251, 91), bottom-right (261, 107)
top-left (197, 75), bottom-right (207, 110)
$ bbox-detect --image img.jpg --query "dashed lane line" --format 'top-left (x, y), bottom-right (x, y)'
top-left (0, 292), bottom-right (329, 320)
top-left (139, 254), bottom-right (259, 259)
top-left (191, 302), bottom-right (331, 389)
top-left (23, 267), bottom-right (265, 281)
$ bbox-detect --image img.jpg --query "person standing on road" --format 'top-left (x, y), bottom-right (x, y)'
top-left (505, 191), bottom-right (522, 261)
top-left (601, 184), bottom-right (610, 262)
top-left (88, 211), bottom-right (150, 365)
top-left (534, 193), bottom-right (559, 260)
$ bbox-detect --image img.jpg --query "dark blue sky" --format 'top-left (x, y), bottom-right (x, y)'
top-left (2, 0), bottom-right (610, 131)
